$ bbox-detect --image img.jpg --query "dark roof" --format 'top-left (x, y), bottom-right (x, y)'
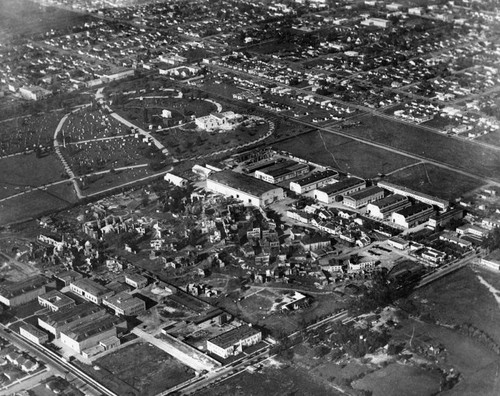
top-left (0, 275), bottom-right (49, 298)
top-left (345, 186), bottom-right (384, 201)
top-left (318, 177), bottom-right (365, 195)
top-left (39, 303), bottom-right (104, 327)
top-left (71, 278), bottom-right (110, 297)
top-left (369, 194), bottom-right (408, 209)
top-left (208, 325), bottom-right (261, 349)
top-left (256, 160), bottom-right (307, 178)
top-left (63, 314), bottom-right (120, 342)
top-left (395, 203), bottom-right (433, 218)
top-left (292, 169), bottom-right (338, 186)
top-left (208, 170), bottom-right (282, 197)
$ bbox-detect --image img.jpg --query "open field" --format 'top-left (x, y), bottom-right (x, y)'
top-left (386, 163), bottom-right (485, 200)
top-left (412, 267), bottom-right (500, 345)
top-left (274, 130), bottom-right (419, 178)
top-left (340, 114), bottom-right (500, 181)
top-left (197, 365), bottom-right (340, 396)
top-left (0, 182), bottom-right (78, 225)
top-left (0, 153), bottom-right (67, 199)
top-left (0, 0), bottom-right (94, 43)
top-left (352, 363), bottom-right (441, 396)
top-left (476, 129), bottom-right (500, 147)
top-left (84, 342), bottom-right (195, 396)
top-left (0, 112), bottom-right (63, 156)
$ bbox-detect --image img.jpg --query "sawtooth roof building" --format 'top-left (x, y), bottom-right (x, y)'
top-left (207, 170), bottom-right (284, 207)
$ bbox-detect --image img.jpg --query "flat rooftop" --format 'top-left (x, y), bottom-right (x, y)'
top-left (318, 177), bottom-right (365, 195)
top-left (20, 322), bottom-right (47, 338)
top-left (71, 278), bottom-right (111, 297)
top-left (209, 170), bottom-right (282, 197)
top-left (0, 275), bottom-right (49, 298)
top-left (39, 303), bottom-right (104, 327)
top-left (38, 290), bottom-right (75, 308)
top-left (63, 314), bottom-right (119, 342)
top-left (377, 181), bottom-right (449, 207)
top-left (104, 291), bottom-right (145, 310)
top-left (208, 325), bottom-right (261, 349)
top-left (256, 160), bottom-right (307, 178)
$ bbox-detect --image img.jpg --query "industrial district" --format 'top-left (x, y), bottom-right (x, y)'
top-left (1, 0), bottom-right (500, 396)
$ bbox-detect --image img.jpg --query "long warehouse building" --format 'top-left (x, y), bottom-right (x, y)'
top-left (377, 181), bottom-right (449, 210)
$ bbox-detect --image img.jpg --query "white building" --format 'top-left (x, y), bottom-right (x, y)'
top-left (343, 186), bottom-right (384, 209)
top-left (377, 181), bottom-right (449, 210)
top-left (195, 111), bottom-right (239, 132)
top-left (366, 194), bottom-right (411, 220)
top-left (207, 170), bottom-right (284, 207)
top-left (164, 172), bottom-right (188, 187)
top-left (289, 169), bottom-right (338, 194)
top-left (391, 203), bottom-right (435, 229)
top-left (314, 177), bottom-right (366, 204)
top-left (207, 325), bottom-right (262, 359)
top-left (69, 278), bottom-right (113, 305)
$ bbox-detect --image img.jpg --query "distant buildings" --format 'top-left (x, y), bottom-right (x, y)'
top-left (480, 249), bottom-right (500, 271)
top-left (207, 325), bottom-right (262, 359)
top-left (19, 85), bottom-right (52, 101)
top-left (207, 170), bottom-right (284, 207)
top-left (360, 18), bottom-right (391, 28)
top-left (195, 111), bottom-right (240, 132)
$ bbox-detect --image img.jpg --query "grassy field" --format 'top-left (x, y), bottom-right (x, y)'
top-left (0, 182), bottom-right (78, 225)
top-left (0, 153), bottom-right (67, 199)
top-left (87, 342), bottom-right (195, 396)
top-left (386, 163), bottom-right (485, 200)
top-left (352, 363), bottom-right (441, 396)
top-left (412, 267), bottom-right (500, 345)
top-left (341, 114), bottom-right (500, 181)
top-left (274, 130), bottom-right (419, 178)
top-left (197, 365), bottom-right (340, 396)
top-left (476, 129), bottom-right (500, 147)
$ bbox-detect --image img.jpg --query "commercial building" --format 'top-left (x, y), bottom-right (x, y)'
top-left (38, 290), bottom-right (76, 312)
top-left (377, 181), bottom-right (449, 210)
top-left (360, 18), bottom-right (391, 28)
top-left (102, 292), bottom-right (146, 316)
top-left (0, 275), bottom-right (52, 307)
top-left (19, 322), bottom-right (49, 344)
top-left (38, 303), bottom-right (106, 337)
top-left (195, 111), bottom-right (240, 132)
top-left (59, 314), bottom-right (123, 354)
top-left (207, 325), bottom-right (262, 359)
top-left (254, 160), bottom-right (309, 184)
top-left (19, 85), bottom-right (51, 101)
top-left (428, 207), bottom-right (464, 229)
top-left (391, 203), bottom-right (435, 229)
top-left (366, 194), bottom-right (411, 220)
top-left (207, 170), bottom-right (284, 207)
top-left (124, 273), bottom-right (148, 289)
top-left (314, 177), bottom-right (366, 204)
top-left (456, 224), bottom-right (489, 239)
top-left (69, 278), bottom-right (114, 305)
top-left (164, 172), bottom-right (188, 187)
top-left (289, 170), bottom-right (338, 194)
top-left (343, 186), bottom-right (384, 209)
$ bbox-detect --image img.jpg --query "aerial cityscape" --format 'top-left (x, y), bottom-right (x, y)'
top-left (0, 0), bottom-right (500, 395)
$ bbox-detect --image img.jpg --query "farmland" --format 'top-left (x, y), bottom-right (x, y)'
top-left (340, 114), bottom-right (500, 181)
top-left (386, 163), bottom-right (484, 200)
top-left (274, 130), bottom-right (419, 178)
top-left (84, 342), bottom-right (195, 396)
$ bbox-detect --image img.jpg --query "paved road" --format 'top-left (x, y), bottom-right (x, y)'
top-left (131, 328), bottom-right (215, 373)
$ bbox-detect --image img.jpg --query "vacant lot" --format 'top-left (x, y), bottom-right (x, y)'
top-left (341, 114), bottom-right (500, 181)
top-left (0, 182), bottom-right (77, 225)
top-left (89, 342), bottom-right (195, 396)
top-left (274, 130), bottom-right (419, 178)
top-left (197, 365), bottom-right (339, 396)
top-left (0, 153), bottom-right (66, 199)
top-left (386, 163), bottom-right (484, 200)
top-left (352, 363), bottom-right (441, 396)
top-left (476, 129), bottom-right (500, 147)
top-left (412, 266), bottom-right (500, 345)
